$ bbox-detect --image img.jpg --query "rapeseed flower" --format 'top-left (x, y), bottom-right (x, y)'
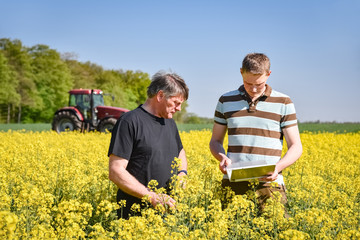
top-left (0, 130), bottom-right (359, 239)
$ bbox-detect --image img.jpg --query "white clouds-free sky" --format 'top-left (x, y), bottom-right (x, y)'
top-left (1, 0), bottom-right (360, 122)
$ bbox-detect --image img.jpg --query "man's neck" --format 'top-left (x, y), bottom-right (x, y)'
top-left (246, 89), bottom-right (266, 102)
top-left (141, 100), bottom-right (160, 117)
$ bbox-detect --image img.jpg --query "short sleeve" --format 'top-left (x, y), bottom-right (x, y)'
top-left (173, 122), bottom-right (183, 153)
top-left (280, 98), bottom-right (298, 129)
top-left (214, 97), bottom-right (227, 125)
top-left (108, 117), bottom-right (134, 159)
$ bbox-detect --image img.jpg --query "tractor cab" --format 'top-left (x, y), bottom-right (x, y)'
top-left (68, 89), bottom-right (104, 122)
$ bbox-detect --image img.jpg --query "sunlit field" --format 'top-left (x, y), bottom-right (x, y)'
top-left (0, 130), bottom-right (359, 239)
top-left (1, 122), bottom-right (360, 133)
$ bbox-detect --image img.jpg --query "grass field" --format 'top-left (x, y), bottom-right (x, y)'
top-left (298, 122), bottom-right (360, 133)
top-left (0, 123), bottom-right (51, 132)
top-left (1, 122), bottom-right (360, 133)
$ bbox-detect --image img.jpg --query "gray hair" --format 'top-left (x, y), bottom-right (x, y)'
top-left (147, 70), bottom-right (189, 100)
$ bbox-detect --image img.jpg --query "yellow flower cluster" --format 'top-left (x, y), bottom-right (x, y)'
top-left (0, 130), bottom-right (359, 239)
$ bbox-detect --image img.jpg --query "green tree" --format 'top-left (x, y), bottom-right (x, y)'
top-left (64, 57), bottom-right (103, 89)
top-left (119, 70), bottom-right (151, 106)
top-left (0, 38), bottom-right (39, 123)
top-left (183, 113), bottom-right (201, 124)
top-left (0, 38), bottom-right (160, 123)
top-left (96, 70), bottom-right (132, 109)
top-left (183, 113), bottom-right (213, 124)
top-left (26, 44), bottom-right (73, 122)
top-left (0, 51), bottom-right (20, 123)
top-left (96, 69), bottom-right (151, 110)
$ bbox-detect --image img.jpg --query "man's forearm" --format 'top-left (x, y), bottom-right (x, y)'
top-left (276, 142), bottom-right (303, 172)
top-left (277, 126), bottom-right (303, 172)
top-left (178, 149), bottom-right (188, 173)
top-left (209, 139), bottom-right (227, 162)
top-left (109, 165), bottom-right (151, 199)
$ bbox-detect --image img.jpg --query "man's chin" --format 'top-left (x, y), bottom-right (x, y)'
top-left (249, 94), bottom-right (261, 99)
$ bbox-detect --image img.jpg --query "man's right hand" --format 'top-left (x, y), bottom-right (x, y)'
top-left (219, 153), bottom-right (232, 174)
top-left (148, 192), bottom-right (176, 210)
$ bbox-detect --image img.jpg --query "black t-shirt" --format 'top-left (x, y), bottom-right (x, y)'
top-left (108, 105), bottom-right (183, 217)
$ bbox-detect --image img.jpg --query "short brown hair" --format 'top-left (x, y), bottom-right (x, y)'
top-left (241, 53), bottom-right (270, 74)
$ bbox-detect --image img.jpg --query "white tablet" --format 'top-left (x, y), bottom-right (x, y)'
top-left (226, 161), bottom-right (276, 182)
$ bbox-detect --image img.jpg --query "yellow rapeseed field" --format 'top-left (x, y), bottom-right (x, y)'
top-left (0, 130), bottom-right (359, 239)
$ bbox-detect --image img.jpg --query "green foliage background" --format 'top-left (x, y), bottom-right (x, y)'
top-left (3, 38), bottom-right (356, 126)
top-left (0, 38), bottom-right (153, 123)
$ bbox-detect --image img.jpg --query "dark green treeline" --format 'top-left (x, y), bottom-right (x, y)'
top-left (0, 38), bottom-right (153, 123)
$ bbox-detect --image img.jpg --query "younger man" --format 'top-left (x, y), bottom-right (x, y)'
top-left (209, 53), bottom-right (302, 212)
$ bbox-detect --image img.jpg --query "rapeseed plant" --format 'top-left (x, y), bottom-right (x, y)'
top-left (0, 130), bottom-right (359, 239)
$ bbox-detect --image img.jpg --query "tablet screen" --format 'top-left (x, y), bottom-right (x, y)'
top-left (226, 162), bottom-right (276, 182)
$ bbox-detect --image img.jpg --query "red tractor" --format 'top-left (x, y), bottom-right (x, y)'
top-left (52, 89), bottom-right (129, 133)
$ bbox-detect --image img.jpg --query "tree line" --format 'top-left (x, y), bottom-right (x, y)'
top-left (0, 38), bottom-right (208, 124)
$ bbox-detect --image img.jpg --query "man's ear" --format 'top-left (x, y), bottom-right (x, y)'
top-left (267, 70), bottom-right (272, 76)
top-left (156, 90), bottom-right (164, 102)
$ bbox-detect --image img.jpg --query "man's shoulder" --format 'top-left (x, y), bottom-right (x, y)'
top-left (269, 88), bottom-right (290, 98)
top-left (221, 89), bottom-right (241, 97)
top-left (218, 89), bottom-right (243, 103)
top-left (269, 89), bottom-right (293, 104)
top-left (117, 106), bottom-right (143, 122)
top-left (124, 106), bottom-right (142, 115)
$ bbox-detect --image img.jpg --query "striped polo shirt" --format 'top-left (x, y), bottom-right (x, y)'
top-left (214, 85), bottom-right (297, 182)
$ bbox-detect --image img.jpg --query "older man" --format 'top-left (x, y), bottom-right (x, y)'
top-left (108, 71), bottom-right (189, 219)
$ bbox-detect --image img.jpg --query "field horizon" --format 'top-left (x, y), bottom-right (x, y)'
top-left (1, 122), bottom-right (360, 133)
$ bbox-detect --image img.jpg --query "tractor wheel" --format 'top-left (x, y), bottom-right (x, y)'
top-left (52, 111), bottom-right (82, 133)
top-left (98, 118), bottom-right (117, 133)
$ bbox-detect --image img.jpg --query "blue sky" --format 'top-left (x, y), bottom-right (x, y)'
top-left (1, 0), bottom-right (359, 122)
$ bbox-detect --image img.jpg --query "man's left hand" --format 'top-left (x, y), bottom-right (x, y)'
top-left (259, 168), bottom-right (279, 182)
